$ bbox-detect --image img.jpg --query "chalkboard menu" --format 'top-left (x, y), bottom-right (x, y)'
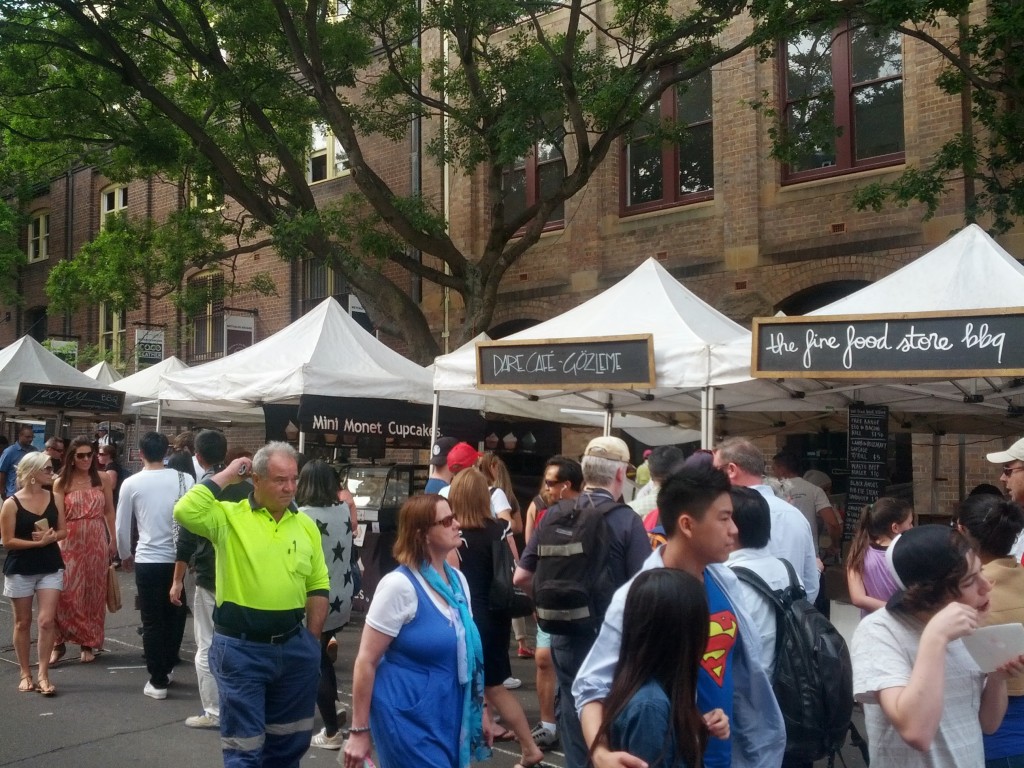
top-left (751, 310), bottom-right (1024, 378)
top-left (843, 405), bottom-right (889, 544)
top-left (16, 383), bottom-right (125, 414)
top-left (476, 335), bottom-right (655, 390)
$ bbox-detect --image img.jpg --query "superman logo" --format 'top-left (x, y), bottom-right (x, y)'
top-left (700, 610), bottom-right (737, 686)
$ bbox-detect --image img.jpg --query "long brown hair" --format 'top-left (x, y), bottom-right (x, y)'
top-left (477, 452), bottom-right (521, 516)
top-left (392, 494), bottom-right (446, 567)
top-left (448, 468), bottom-right (491, 529)
top-left (591, 569), bottom-right (708, 767)
top-left (846, 497), bottom-right (913, 575)
top-left (57, 435), bottom-right (101, 489)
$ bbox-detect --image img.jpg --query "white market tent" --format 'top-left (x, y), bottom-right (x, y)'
top-left (0, 336), bottom-right (125, 418)
top-left (773, 224), bottom-right (1024, 434)
top-left (432, 258), bottom-right (841, 445)
top-left (83, 361), bottom-right (123, 385)
top-left (159, 298), bottom-right (452, 409)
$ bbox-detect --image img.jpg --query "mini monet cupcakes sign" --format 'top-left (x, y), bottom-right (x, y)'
top-left (751, 310), bottom-right (1024, 378)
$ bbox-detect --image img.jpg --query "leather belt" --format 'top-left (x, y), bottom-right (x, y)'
top-left (215, 624), bottom-right (303, 644)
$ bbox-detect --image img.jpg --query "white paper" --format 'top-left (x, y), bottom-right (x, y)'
top-left (962, 623), bottom-right (1024, 673)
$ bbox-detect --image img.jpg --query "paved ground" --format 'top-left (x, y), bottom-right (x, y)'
top-left (0, 564), bottom-right (865, 767)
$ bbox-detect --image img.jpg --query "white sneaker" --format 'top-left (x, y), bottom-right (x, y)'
top-left (310, 728), bottom-right (345, 750)
top-left (144, 682), bottom-right (168, 700)
top-left (185, 713), bottom-right (219, 729)
top-left (531, 722), bottom-right (559, 749)
top-left (502, 676), bottom-right (522, 690)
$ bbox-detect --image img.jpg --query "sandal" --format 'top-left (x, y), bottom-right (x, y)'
top-left (80, 647), bottom-right (96, 664)
top-left (18, 675), bottom-right (35, 693)
top-left (36, 678), bottom-right (56, 696)
top-left (49, 643), bottom-right (66, 666)
top-left (493, 726), bottom-right (516, 742)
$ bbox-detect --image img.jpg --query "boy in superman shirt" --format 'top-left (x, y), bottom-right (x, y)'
top-left (574, 464), bottom-right (785, 768)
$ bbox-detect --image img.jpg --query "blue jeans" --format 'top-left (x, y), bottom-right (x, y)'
top-left (551, 632), bottom-right (597, 768)
top-left (210, 628), bottom-right (320, 768)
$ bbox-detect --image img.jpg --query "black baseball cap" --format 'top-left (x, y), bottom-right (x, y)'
top-left (430, 436), bottom-right (458, 467)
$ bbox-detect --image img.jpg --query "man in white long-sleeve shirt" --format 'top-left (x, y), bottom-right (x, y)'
top-left (714, 437), bottom-right (820, 603)
top-left (115, 431), bottom-right (194, 700)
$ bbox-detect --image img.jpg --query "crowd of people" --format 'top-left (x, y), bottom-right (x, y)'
top-left (6, 425), bottom-right (1024, 768)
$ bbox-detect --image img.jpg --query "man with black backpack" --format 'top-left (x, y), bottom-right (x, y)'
top-left (514, 436), bottom-right (650, 768)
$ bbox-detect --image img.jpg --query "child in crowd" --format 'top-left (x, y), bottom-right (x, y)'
top-left (852, 525), bottom-right (1024, 767)
top-left (846, 497), bottom-right (914, 615)
top-left (589, 568), bottom-right (713, 768)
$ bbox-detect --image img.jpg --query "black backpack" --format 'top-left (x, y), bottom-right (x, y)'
top-left (731, 560), bottom-right (853, 764)
top-left (531, 494), bottom-right (623, 636)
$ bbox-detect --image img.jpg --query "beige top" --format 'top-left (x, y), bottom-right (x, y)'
top-left (982, 556), bottom-right (1024, 696)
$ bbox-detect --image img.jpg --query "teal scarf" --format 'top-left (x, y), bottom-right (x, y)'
top-left (419, 561), bottom-right (491, 767)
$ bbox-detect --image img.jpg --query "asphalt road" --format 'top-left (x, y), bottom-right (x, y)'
top-left (0, 565), bottom-right (865, 768)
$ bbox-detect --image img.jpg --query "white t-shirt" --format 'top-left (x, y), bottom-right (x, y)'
top-left (116, 468), bottom-right (194, 563)
top-left (852, 607), bottom-right (985, 768)
top-left (366, 567), bottom-right (472, 637)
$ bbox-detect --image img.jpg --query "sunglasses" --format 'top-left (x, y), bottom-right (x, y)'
top-left (543, 478), bottom-right (566, 487)
top-left (1000, 466), bottom-right (1024, 477)
top-left (431, 513), bottom-right (457, 528)
top-left (75, 452), bottom-right (94, 460)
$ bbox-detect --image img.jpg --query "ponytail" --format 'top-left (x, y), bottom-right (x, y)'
top-left (955, 495), bottom-right (1024, 558)
top-left (846, 497), bottom-right (913, 574)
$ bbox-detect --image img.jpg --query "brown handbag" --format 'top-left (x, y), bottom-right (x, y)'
top-left (106, 564), bottom-right (122, 613)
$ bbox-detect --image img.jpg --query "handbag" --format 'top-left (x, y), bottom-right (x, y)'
top-left (488, 533), bottom-right (533, 619)
top-left (106, 564), bottom-right (122, 613)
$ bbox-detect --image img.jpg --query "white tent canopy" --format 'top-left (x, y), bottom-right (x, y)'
top-left (83, 361), bottom-right (123, 385)
top-left (0, 336), bottom-right (124, 416)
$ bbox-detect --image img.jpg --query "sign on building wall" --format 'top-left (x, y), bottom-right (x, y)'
top-left (751, 310), bottom-right (1024, 378)
top-left (46, 339), bottom-right (79, 367)
top-left (475, 335), bottom-right (655, 390)
top-left (224, 314), bottom-right (255, 355)
top-left (136, 329), bottom-right (164, 370)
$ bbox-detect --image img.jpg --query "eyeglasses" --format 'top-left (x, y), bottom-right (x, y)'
top-left (75, 452), bottom-right (94, 460)
top-left (431, 513), bottom-right (457, 528)
top-left (1000, 466), bottom-right (1024, 477)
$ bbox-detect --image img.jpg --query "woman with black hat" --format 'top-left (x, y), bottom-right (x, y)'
top-left (852, 525), bottom-right (1024, 767)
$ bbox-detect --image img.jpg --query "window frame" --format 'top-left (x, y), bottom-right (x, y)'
top-left (185, 271), bottom-right (225, 363)
top-left (98, 302), bottom-right (126, 362)
top-left (500, 139), bottom-right (567, 233)
top-left (307, 124), bottom-right (351, 184)
top-left (619, 68), bottom-right (715, 216)
top-left (28, 211), bottom-right (50, 263)
top-left (100, 184), bottom-right (128, 229)
top-left (780, 20), bottom-right (906, 184)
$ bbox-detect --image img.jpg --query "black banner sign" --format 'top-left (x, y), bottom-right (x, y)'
top-left (752, 310), bottom-right (1024, 378)
top-left (476, 335), bottom-right (655, 390)
top-left (289, 395), bottom-right (485, 450)
top-left (16, 383), bottom-right (125, 414)
top-left (842, 405), bottom-right (889, 544)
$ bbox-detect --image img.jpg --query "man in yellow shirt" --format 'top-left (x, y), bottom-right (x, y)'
top-left (175, 441), bottom-right (329, 768)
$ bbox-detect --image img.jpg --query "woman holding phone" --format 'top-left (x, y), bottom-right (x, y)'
top-left (0, 452), bottom-right (67, 695)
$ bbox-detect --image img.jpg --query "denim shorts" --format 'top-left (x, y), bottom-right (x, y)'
top-left (536, 625), bottom-right (551, 649)
top-left (3, 569), bottom-right (64, 598)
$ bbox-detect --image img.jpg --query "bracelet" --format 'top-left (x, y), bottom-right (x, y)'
top-left (348, 726), bottom-right (371, 734)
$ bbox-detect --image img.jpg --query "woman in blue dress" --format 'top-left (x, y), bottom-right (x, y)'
top-left (344, 494), bottom-right (489, 768)
top-left (591, 568), bottom-right (711, 768)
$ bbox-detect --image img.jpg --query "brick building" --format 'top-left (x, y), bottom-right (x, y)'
top-left (3, 7), bottom-right (1022, 512)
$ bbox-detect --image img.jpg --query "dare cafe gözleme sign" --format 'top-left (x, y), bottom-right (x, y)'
top-left (475, 335), bottom-right (656, 389)
top-left (751, 310), bottom-right (1024, 378)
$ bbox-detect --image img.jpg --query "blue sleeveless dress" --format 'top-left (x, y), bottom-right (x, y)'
top-left (370, 565), bottom-right (464, 768)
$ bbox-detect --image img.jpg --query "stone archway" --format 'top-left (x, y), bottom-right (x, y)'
top-left (775, 280), bottom-right (872, 315)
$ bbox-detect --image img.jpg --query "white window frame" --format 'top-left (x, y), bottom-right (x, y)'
top-left (307, 124), bottom-right (350, 183)
top-left (28, 211), bottom-right (50, 263)
top-left (100, 184), bottom-right (128, 228)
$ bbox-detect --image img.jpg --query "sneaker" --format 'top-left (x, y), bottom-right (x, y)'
top-left (502, 676), bottom-right (522, 690)
top-left (531, 723), bottom-right (559, 750)
top-left (326, 637), bottom-right (338, 663)
top-left (144, 682), bottom-right (168, 700)
top-left (310, 728), bottom-right (345, 750)
top-left (185, 713), bottom-right (219, 729)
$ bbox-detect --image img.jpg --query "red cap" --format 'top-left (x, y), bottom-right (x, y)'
top-left (447, 442), bottom-right (481, 472)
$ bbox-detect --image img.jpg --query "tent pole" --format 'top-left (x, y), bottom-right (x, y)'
top-left (299, 430), bottom-right (306, 454)
top-left (156, 401), bottom-right (162, 432)
top-left (603, 397), bottom-right (612, 436)
top-left (430, 391), bottom-right (440, 442)
top-left (700, 387), bottom-right (715, 449)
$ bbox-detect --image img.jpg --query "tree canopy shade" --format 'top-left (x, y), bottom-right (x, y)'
top-left (853, 0), bottom-right (1024, 234)
top-left (0, 0), bottom-right (993, 361)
